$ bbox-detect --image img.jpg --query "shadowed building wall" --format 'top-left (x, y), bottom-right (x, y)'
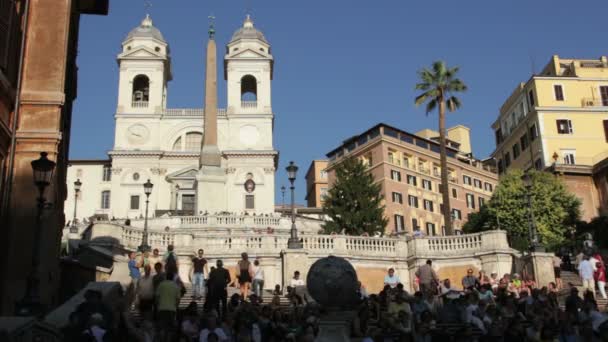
top-left (0, 0), bottom-right (108, 314)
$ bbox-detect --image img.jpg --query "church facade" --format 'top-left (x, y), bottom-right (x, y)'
top-left (65, 15), bottom-right (278, 220)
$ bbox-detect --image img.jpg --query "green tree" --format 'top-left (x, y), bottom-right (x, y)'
top-left (322, 157), bottom-right (387, 235)
top-left (463, 169), bottom-right (581, 250)
top-left (415, 61), bottom-right (467, 235)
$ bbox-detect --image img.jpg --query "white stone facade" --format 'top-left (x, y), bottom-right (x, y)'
top-left (65, 16), bottom-right (278, 220)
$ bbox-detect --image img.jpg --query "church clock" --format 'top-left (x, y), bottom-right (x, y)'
top-left (126, 124), bottom-right (150, 145)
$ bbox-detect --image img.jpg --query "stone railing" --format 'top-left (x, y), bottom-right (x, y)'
top-left (88, 222), bottom-right (509, 261)
top-left (162, 108), bottom-right (227, 116)
top-left (241, 100), bottom-right (257, 108)
top-left (131, 100), bottom-right (148, 108)
top-left (131, 215), bottom-right (290, 230)
top-left (407, 230), bottom-right (508, 257)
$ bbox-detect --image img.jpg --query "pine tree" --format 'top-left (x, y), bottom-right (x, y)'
top-left (322, 157), bottom-right (388, 235)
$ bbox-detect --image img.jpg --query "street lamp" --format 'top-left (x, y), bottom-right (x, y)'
top-left (16, 152), bottom-right (56, 317)
top-left (286, 161), bottom-right (302, 249)
top-left (70, 179), bottom-right (82, 234)
top-left (139, 179), bottom-right (153, 253)
top-left (281, 185), bottom-right (286, 209)
top-left (522, 172), bottom-right (543, 252)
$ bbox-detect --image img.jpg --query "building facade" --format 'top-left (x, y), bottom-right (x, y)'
top-left (304, 160), bottom-right (328, 208)
top-left (0, 0), bottom-right (108, 314)
top-left (491, 55), bottom-right (608, 220)
top-left (65, 15), bottom-right (278, 221)
top-left (326, 123), bottom-right (498, 235)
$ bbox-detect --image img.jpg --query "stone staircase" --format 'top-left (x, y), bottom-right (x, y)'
top-left (130, 284), bottom-right (292, 321)
top-left (559, 270), bottom-right (608, 308)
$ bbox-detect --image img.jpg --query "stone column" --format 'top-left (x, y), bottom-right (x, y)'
top-left (523, 252), bottom-right (556, 288)
top-left (282, 249), bottom-right (309, 290)
top-left (479, 253), bottom-right (513, 278)
top-left (178, 256), bottom-right (193, 284)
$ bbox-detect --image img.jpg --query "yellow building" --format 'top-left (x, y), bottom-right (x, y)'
top-left (491, 55), bottom-right (608, 221)
top-left (305, 160), bottom-right (329, 208)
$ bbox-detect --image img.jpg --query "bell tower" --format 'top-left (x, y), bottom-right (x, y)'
top-left (116, 15), bottom-right (172, 115)
top-left (225, 15), bottom-right (273, 115)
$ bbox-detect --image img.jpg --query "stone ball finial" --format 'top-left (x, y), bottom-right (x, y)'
top-left (306, 256), bottom-right (359, 309)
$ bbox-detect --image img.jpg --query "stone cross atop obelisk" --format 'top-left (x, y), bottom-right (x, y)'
top-left (200, 15), bottom-right (221, 168)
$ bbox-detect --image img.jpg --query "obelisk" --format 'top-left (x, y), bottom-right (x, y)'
top-left (196, 18), bottom-right (226, 213)
top-left (200, 19), bottom-right (221, 167)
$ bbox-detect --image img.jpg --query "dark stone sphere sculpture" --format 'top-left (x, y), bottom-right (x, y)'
top-left (306, 256), bottom-right (359, 309)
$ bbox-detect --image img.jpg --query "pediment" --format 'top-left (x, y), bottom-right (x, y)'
top-left (166, 166), bottom-right (199, 179)
top-left (118, 46), bottom-right (163, 59)
top-left (229, 49), bottom-right (268, 59)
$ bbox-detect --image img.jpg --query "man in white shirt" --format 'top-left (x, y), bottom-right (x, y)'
top-left (290, 271), bottom-right (305, 287)
top-left (579, 255), bottom-right (596, 296)
top-left (251, 259), bottom-right (265, 299)
top-left (289, 271), bottom-right (307, 305)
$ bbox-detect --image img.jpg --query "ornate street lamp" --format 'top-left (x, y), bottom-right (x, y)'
top-left (522, 172), bottom-right (543, 252)
top-left (16, 152), bottom-right (56, 316)
top-left (70, 179), bottom-right (82, 234)
top-left (286, 162), bottom-right (302, 249)
top-left (139, 179), bottom-right (153, 252)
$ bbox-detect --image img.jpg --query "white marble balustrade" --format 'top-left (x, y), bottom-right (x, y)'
top-left (89, 222), bottom-right (510, 260)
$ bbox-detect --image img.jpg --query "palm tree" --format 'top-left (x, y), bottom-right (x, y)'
top-left (415, 61), bottom-right (467, 235)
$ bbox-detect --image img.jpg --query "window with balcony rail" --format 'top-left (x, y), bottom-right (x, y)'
top-left (132, 74), bottom-right (150, 107)
top-left (241, 74), bottom-right (257, 108)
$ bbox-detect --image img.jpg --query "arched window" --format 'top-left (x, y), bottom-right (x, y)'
top-left (172, 136), bottom-right (182, 151)
top-left (132, 75), bottom-right (150, 106)
top-left (184, 132), bottom-right (203, 151)
top-left (240, 75), bottom-right (257, 102)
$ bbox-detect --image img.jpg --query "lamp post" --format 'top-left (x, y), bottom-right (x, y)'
top-left (70, 179), bottom-right (82, 234)
top-left (16, 152), bottom-right (56, 317)
top-left (281, 185), bottom-right (286, 209)
top-left (139, 179), bottom-right (153, 253)
top-left (522, 172), bottom-right (543, 252)
top-left (286, 161), bottom-right (302, 249)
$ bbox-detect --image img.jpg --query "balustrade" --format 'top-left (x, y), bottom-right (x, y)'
top-left (345, 236), bottom-right (398, 256)
top-left (90, 222), bottom-right (508, 261)
top-left (162, 108), bottom-right (227, 116)
top-left (241, 101), bottom-right (258, 109)
top-left (424, 233), bottom-right (483, 254)
top-left (131, 101), bottom-right (148, 108)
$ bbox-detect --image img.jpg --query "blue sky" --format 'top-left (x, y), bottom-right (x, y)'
top-left (71, 0), bottom-right (608, 203)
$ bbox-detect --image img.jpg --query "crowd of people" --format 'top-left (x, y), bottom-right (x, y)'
top-left (360, 256), bottom-right (608, 341)
top-left (64, 245), bottom-right (608, 342)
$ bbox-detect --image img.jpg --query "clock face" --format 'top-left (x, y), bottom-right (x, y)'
top-left (126, 124), bottom-right (150, 145)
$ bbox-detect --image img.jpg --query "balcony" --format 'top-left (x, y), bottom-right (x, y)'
top-left (131, 100), bottom-right (149, 108)
top-left (241, 101), bottom-right (258, 109)
top-left (581, 98), bottom-right (608, 107)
